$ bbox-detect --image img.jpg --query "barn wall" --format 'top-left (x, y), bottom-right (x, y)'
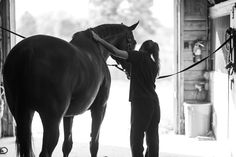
top-left (229, 74), bottom-right (236, 156)
top-left (209, 1), bottom-right (236, 156)
top-left (175, 0), bottom-right (209, 134)
top-left (183, 0), bottom-right (209, 103)
top-left (0, 0), bottom-right (15, 137)
top-left (209, 15), bottom-right (230, 141)
top-left (177, 2), bottom-right (236, 156)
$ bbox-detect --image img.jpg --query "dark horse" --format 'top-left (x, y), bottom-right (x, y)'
top-left (3, 22), bottom-right (138, 157)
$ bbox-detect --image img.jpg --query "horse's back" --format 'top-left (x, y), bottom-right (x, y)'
top-left (3, 35), bottom-right (78, 113)
top-left (3, 35), bottom-right (79, 90)
top-left (3, 34), bottom-right (109, 115)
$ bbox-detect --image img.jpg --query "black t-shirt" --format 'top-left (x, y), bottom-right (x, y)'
top-left (126, 50), bottom-right (158, 102)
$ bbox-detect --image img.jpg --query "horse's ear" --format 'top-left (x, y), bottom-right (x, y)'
top-left (129, 21), bottom-right (139, 30)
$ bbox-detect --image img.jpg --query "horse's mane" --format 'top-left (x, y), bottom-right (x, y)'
top-left (93, 24), bottom-right (127, 38)
top-left (72, 24), bottom-right (127, 40)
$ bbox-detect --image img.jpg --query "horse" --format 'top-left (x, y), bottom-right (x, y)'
top-left (110, 55), bottom-right (132, 79)
top-left (2, 22), bottom-right (138, 157)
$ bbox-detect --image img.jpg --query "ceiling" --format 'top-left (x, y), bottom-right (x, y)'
top-left (208, 0), bottom-right (228, 6)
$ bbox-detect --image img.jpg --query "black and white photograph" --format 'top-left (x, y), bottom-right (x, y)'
top-left (0, 0), bottom-right (235, 157)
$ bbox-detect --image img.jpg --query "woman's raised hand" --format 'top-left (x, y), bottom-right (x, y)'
top-left (91, 31), bottom-right (101, 41)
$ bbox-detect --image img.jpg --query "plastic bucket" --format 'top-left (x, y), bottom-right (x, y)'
top-left (184, 102), bottom-right (212, 137)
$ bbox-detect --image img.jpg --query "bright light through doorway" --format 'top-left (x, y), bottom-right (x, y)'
top-left (15, 0), bottom-right (174, 150)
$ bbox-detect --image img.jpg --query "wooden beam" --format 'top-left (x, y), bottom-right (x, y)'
top-left (1, 0), bottom-right (15, 137)
top-left (209, 0), bottom-right (236, 19)
top-left (183, 49), bottom-right (208, 61)
top-left (184, 89), bottom-right (208, 101)
top-left (175, 0), bottom-right (185, 135)
top-left (184, 30), bottom-right (207, 41)
top-left (184, 70), bottom-right (205, 81)
top-left (184, 21), bottom-right (207, 31)
top-left (184, 60), bottom-right (207, 70)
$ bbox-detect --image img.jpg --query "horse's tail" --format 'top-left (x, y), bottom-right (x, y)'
top-left (3, 43), bottom-right (35, 157)
top-left (15, 110), bottom-right (34, 157)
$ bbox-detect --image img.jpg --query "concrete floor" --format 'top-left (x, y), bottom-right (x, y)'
top-left (0, 81), bottom-right (231, 157)
top-left (0, 134), bottom-right (231, 157)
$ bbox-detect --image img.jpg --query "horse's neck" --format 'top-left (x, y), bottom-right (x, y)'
top-left (70, 30), bottom-right (110, 60)
top-left (93, 31), bottom-right (118, 61)
top-left (97, 43), bottom-right (110, 61)
top-left (96, 30), bottom-right (125, 59)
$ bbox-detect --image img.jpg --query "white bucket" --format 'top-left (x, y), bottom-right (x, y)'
top-left (184, 102), bottom-right (212, 138)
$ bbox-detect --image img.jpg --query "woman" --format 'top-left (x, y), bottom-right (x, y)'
top-left (91, 31), bottom-right (160, 157)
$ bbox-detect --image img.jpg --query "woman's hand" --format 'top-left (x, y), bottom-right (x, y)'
top-left (91, 30), bottom-right (128, 59)
top-left (91, 31), bottom-right (101, 41)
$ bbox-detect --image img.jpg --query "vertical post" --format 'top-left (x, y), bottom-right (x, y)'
top-left (232, 4), bottom-right (236, 72)
top-left (227, 5), bottom-right (236, 157)
top-left (0, 0), bottom-right (15, 137)
top-left (174, 0), bottom-right (184, 134)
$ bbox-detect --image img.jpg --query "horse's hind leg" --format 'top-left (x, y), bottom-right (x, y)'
top-left (15, 109), bottom-right (35, 157)
top-left (90, 104), bottom-right (107, 157)
top-left (62, 116), bottom-right (74, 157)
top-left (4, 78), bottom-right (35, 156)
top-left (39, 115), bottom-right (61, 157)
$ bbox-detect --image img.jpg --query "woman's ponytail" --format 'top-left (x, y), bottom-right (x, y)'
top-left (152, 42), bottom-right (160, 75)
top-left (139, 40), bottom-right (160, 75)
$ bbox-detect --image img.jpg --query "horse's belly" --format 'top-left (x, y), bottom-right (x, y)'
top-left (65, 100), bottom-right (92, 115)
top-left (65, 85), bottom-right (101, 116)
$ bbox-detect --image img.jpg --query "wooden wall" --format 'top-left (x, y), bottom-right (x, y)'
top-left (209, 1), bottom-right (236, 156)
top-left (0, 0), bottom-right (15, 137)
top-left (175, 0), bottom-right (209, 134)
top-left (183, 0), bottom-right (209, 103)
top-left (177, 3), bottom-right (236, 156)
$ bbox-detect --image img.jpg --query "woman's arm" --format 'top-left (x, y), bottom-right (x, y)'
top-left (91, 31), bottom-right (128, 59)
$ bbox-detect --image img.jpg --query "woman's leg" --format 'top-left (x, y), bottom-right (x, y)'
top-left (145, 100), bottom-right (160, 157)
top-left (130, 125), bottom-right (145, 157)
top-left (145, 124), bottom-right (159, 157)
top-left (130, 100), bottom-right (154, 157)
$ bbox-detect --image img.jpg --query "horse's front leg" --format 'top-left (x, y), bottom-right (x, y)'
top-left (62, 116), bottom-right (74, 157)
top-left (90, 104), bottom-right (107, 157)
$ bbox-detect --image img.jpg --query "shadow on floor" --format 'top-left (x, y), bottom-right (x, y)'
top-left (0, 134), bottom-right (231, 157)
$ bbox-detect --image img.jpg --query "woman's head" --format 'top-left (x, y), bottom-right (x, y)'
top-left (140, 40), bottom-right (160, 75)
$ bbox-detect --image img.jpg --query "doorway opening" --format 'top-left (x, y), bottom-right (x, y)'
top-left (14, 0), bottom-right (174, 152)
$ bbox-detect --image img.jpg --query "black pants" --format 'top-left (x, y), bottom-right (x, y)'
top-left (130, 98), bottom-right (160, 157)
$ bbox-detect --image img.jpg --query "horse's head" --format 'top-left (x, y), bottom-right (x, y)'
top-left (92, 22), bottom-right (139, 78)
